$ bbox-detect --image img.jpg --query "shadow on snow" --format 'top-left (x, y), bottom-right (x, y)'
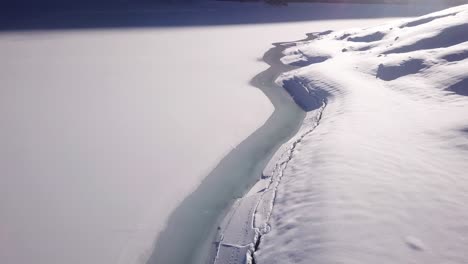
top-left (0, 0), bottom-right (448, 31)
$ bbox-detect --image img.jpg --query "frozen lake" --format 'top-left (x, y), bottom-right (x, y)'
top-left (0, 2), bottom-right (447, 264)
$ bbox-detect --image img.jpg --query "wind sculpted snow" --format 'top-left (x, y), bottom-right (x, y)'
top-left (255, 5), bottom-right (468, 264)
top-left (213, 4), bottom-right (468, 264)
top-left (0, 2), bottom-right (461, 264)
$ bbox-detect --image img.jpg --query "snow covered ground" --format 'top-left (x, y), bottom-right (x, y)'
top-left (0, 2), bottom-right (453, 264)
top-left (219, 4), bottom-right (468, 264)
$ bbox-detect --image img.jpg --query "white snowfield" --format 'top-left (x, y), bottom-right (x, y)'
top-left (214, 4), bottom-right (468, 264)
top-left (2, 2), bottom-right (438, 264)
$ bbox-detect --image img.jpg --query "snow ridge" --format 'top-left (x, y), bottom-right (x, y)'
top-left (210, 4), bottom-right (468, 259)
top-left (250, 100), bottom-right (327, 261)
top-left (256, 5), bottom-right (468, 264)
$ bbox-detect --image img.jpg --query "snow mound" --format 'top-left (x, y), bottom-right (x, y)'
top-left (257, 5), bottom-right (468, 264)
top-left (399, 11), bottom-right (459, 28)
top-left (279, 4), bottom-right (468, 98)
top-left (347, 31), bottom-right (386, 43)
top-left (281, 41), bottom-right (332, 67)
top-left (376, 58), bottom-right (427, 81)
top-left (447, 77), bottom-right (468, 96)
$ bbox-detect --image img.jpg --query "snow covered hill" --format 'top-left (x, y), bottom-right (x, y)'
top-left (211, 4), bottom-right (468, 264)
top-left (2, 2), bottom-right (438, 264)
top-left (251, 4), bottom-right (468, 264)
top-left (1, 1), bottom-right (461, 264)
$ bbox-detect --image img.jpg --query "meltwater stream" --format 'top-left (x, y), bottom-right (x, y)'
top-left (145, 36), bottom-right (315, 264)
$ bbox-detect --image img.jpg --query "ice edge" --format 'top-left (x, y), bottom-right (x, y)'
top-left (211, 32), bottom-right (328, 264)
top-left (212, 101), bottom-right (326, 264)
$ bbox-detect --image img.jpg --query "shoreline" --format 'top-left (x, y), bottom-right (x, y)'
top-left (209, 33), bottom-right (329, 264)
top-left (145, 35), bottom-right (309, 264)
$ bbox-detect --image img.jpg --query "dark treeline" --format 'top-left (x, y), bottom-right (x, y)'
top-left (227, 0), bottom-right (467, 5)
top-left (2, 0), bottom-right (466, 12)
top-left (1, 0), bottom-right (464, 30)
top-left (1, 0), bottom-right (198, 12)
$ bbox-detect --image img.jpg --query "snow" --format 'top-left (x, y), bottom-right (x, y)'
top-left (249, 4), bottom-right (468, 264)
top-left (0, 2), bottom-right (452, 264)
top-left (1, 23), bottom-right (274, 264)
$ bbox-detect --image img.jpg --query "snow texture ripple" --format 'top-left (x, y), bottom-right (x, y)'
top-left (258, 5), bottom-right (468, 264)
top-left (216, 4), bottom-right (468, 264)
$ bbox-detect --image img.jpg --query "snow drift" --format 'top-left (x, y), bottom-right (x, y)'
top-left (214, 4), bottom-right (468, 264)
top-left (0, 2), bottom-right (456, 264)
top-left (257, 4), bottom-right (468, 264)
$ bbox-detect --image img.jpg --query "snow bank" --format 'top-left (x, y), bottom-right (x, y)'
top-left (0, 2), bottom-right (449, 264)
top-left (0, 23), bottom-right (276, 264)
top-left (211, 14), bottom-right (440, 264)
top-left (255, 4), bottom-right (468, 264)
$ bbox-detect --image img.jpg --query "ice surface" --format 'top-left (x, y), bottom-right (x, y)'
top-left (0, 2), bottom-right (450, 264)
top-left (219, 194), bottom-right (260, 247)
top-left (215, 244), bottom-right (251, 264)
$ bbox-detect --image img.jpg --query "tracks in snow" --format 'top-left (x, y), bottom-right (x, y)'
top-left (210, 32), bottom-right (327, 264)
top-left (249, 100), bottom-right (327, 263)
top-left (211, 100), bottom-right (327, 264)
